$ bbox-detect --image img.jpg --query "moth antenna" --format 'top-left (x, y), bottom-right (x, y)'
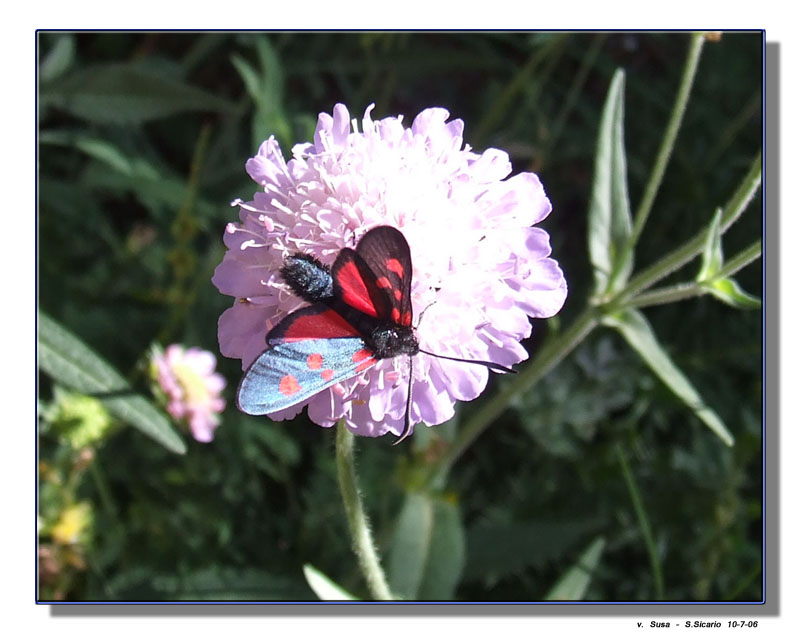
top-left (416, 299), bottom-right (437, 326)
top-left (418, 348), bottom-right (517, 374)
top-left (393, 356), bottom-right (416, 445)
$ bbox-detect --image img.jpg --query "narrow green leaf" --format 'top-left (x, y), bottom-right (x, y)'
top-left (588, 69), bottom-right (633, 296)
top-left (39, 132), bottom-right (217, 221)
top-left (417, 496), bottom-right (466, 600)
top-left (39, 34), bottom-right (76, 83)
top-left (388, 493), bottom-right (466, 600)
top-left (38, 312), bottom-right (186, 454)
top-left (245, 416), bottom-right (301, 466)
top-left (303, 564), bottom-right (359, 601)
top-left (147, 566), bottom-right (312, 600)
top-left (708, 278), bottom-right (762, 309)
top-left (40, 63), bottom-right (235, 124)
top-left (696, 208), bottom-right (761, 309)
top-left (604, 309), bottom-right (734, 446)
top-left (615, 442), bottom-right (664, 599)
top-left (697, 208), bottom-right (724, 281)
top-left (232, 38), bottom-right (292, 150)
top-left (39, 132), bottom-right (158, 178)
top-left (388, 493), bottom-right (433, 600)
top-left (543, 537), bottom-right (606, 601)
top-left (230, 55), bottom-right (261, 103)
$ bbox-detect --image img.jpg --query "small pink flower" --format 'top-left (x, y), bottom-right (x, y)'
top-left (212, 103), bottom-right (567, 439)
top-left (151, 344), bottom-right (226, 442)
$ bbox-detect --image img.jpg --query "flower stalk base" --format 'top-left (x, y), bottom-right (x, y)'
top-left (335, 421), bottom-right (394, 601)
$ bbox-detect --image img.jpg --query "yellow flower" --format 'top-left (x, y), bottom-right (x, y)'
top-left (51, 502), bottom-right (92, 545)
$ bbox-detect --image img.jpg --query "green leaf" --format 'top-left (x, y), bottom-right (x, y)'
top-left (39, 131), bottom-right (160, 178)
top-left (246, 417), bottom-right (301, 466)
top-left (463, 517), bottom-right (603, 581)
top-left (39, 34), bottom-right (76, 83)
top-left (39, 63), bottom-right (235, 124)
top-left (39, 132), bottom-right (217, 222)
top-left (707, 278), bottom-right (762, 309)
top-left (543, 537), bottom-right (606, 600)
top-left (388, 493), bottom-right (432, 599)
top-left (418, 496), bottom-right (465, 600)
top-left (697, 208), bottom-right (724, 281)
top-left (232, 37), bottom-right (292, 150)
top-left (697, 208), bottom-right (761, 309)
top-left (588, 69), bottom-right (633, 296)
top-left (38, 311), bottom-right (186, 454)
top-left (145, 566), bottom-right (312, 600)
top-left (303, 564), bottom-right (359, 601)
top-left (603, 308), bottom-right (734, 446)
top-left (388, 492), bottom-right (466, 600)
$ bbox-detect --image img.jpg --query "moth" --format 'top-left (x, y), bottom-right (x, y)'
top-left (237, 225), bottom-right (514, 443)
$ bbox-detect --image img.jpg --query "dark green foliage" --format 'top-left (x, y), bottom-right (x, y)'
top-left (37, 31), bottom-right (762, 602)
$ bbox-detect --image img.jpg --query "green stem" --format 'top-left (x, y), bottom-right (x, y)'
top-left (429, 308), bottom-right (600, 485)
top-left (716, 239), bottom-right (763, 280)
top-left (627, 282), bottom-right (704, 308)
top-left (426, 152), bottom-right (761, 482)
top-left (628, 239), bottom-right (762, 309)
top-left (335, 421), bottom-right (393, 600)
top-left (724, 561), bottom-right (762, 601)
top-left (630, 32), bottom-right (705, 246)
top-left (156, 123), bottom-right (211, 347)
top-left (615, 442), bottom-right (665, 600)
top-left (609, 152), bottom-right (762, 309)
top-left (88, 456), bottom-right (117, 518)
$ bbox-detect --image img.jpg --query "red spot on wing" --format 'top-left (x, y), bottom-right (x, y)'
top-left (282, 309), bottom-right (359, 341)
top-left (307, 353), bottom-right (323, 370)
top-left (338, 260), bottom-right (378, 317)
top-left (321, 368), bottom-right (334, 381)
top-left (352, 348), bottom-right (376, 373)
top-left (279, 375), bottom-right (301, 396)
top-left (378, 275), bottom-right (404, 305)
top-left (386, 258), bottom-right (404, 277)
top-left (391, 308), bottom-right (412, 326)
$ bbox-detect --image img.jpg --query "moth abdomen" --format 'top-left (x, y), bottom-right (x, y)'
top-left (281, 253), bottom-right (334, 303)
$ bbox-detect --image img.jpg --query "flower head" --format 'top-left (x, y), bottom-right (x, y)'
top-left (213, 103), bottom-right (567, 439)
top-left (150, 344), bottom-right (226, 442)
top-left (47, 387), bottom-right (112, 449)
top-left (50, 502), bottom-right (92, 546)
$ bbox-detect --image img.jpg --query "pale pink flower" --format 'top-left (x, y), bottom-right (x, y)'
top-left (213, 103), bottom-right (567, 439)
top-left (151, 344), bottom-right (226, 442)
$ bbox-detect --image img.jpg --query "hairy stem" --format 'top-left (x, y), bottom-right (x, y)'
top-left (335, 421), bottom-right (393, 600)
top-left (608, 152), bottom-right (762, 309)
top-left (628, 239), bottom-right (762, 309)
top-left (631, 32), bottom-right (705, 245)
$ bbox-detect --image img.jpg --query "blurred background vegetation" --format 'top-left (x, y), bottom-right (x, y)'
top-left (36, 31), bottom-right (762, 602)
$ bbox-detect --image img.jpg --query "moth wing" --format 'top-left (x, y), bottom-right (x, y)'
top-left (331, 248), bottom-right (393, 321)
top-left (355, 226), bottom-right (414, 327)
top-left (236, 304), bottom-right (377, 415)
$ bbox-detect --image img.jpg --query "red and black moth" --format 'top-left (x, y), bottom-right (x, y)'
top-left (236, 225), bottom-right (515, 443)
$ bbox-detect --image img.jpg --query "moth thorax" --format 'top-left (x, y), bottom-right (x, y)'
top-left (370, 325), bottom-right (419, 359)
